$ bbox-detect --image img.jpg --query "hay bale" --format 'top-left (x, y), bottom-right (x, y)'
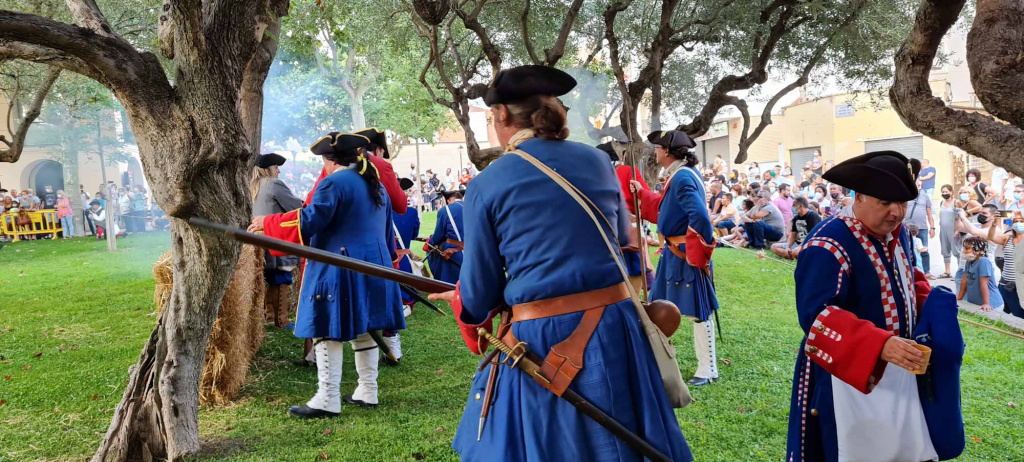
top-left (152, 244), bottom-right (266, 405)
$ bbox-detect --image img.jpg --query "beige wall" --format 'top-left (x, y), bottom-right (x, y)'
top-left (390, 140), bottom-right (493, 181)
top-left (781, 96), bottom-right (837, 164)
top-left (1, 146), bottom-right (122, 197)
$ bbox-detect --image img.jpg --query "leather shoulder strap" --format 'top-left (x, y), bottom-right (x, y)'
top-left (508, 150), bottom-right (650, 318)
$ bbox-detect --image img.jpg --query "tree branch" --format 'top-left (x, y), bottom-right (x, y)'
top-left (0, 10), bottom-right (170, 100)
top-left (542, 0), bottom-right (585, 66)
top-left (520, 0), bottom-right (541, 65)
top-left (966, 0), bottom-right (1024, 128)
top-left (0, 65), bottom-right (59, 163)
top-left (891, 0), bottom-right (1024, 176)
top-left (64, 0), bottom-right (123, 40)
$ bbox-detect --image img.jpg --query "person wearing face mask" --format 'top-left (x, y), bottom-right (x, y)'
top-left (786, 151), bottom-right (959, 462)
top-left (55, 190), bottom-right (73, 238)
top-left (959, 210), bottom-right (1024, 317)
top-left (955, 187), bottom-right (982, 215)
top-left (965, 168), bottom-right (997, 206)
top-left (903, 180), bottom-right (936, 278)
top-left (956, 237), bottom-right (1003, 312)
top-left (937, 184), bottom-right (961, 278)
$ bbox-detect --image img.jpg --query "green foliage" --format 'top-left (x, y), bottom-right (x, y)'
top-left (1, 230), bottom-right (1022, 460)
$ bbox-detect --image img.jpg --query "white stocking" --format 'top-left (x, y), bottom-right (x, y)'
top-left (350, 333), bottom-right (380, 404)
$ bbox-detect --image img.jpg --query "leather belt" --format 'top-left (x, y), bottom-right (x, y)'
top-left (664, 235), bottom-right (687, 260)
top-left (496, 282), bottom-right (629, 396)
top-left (441, 238), bottom-right (464, 259)
top-left (511, 282), bottom-right (629, 322)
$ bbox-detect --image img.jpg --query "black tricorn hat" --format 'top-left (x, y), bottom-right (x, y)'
top-left (355, 127), bottom-right (390, 159)
top-left (399, 177), bottom-right (415, 191)
top-left (483, 65), bottom-right (576, 106)
top-left (310, 132), bottom-right (370, 156)
top-left (596, 142), bottom-right (620, 162)
top-left (647, 130), bottom-right (696, 150)
top-left (823, 150), bottom-right (920, 202)
top-left (442, 188), bottom-right (464, 200)
top-left (256, 153), bottom-right (287, 169)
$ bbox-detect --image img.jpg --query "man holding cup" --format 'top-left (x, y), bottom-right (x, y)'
top-left (784, 151), bottom-right (963, 462)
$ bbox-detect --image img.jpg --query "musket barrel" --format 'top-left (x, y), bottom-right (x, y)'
top-left (189, 217), bottom-right (456, 294)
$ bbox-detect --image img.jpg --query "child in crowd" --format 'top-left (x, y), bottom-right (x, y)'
top-left (957, 236), bottom-right (1003, 312)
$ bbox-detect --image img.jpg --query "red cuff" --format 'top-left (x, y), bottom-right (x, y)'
top-left (805, 306), bottom-right (892, 394)
top-left (635, 188), bottom-right (663, 223)
top-left (451, 282), bottom-right (500, 355)
top-left (264, 209), bottom-right (302, 256)
top-left (684, 228), bottom-right (715, 269)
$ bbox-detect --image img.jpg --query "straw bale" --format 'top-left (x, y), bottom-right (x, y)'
top-left (152, 244), bottom-right (266, 405)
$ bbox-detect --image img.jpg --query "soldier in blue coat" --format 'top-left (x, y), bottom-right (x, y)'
top-left (785, 151), bottom-right (963, 461)
top-left (430, 65), bottom-right (692, 462)
top-left (425, 189), bottom-right (464, 284)
top-left (252, 132), bottom-right (405, 418)
top-left (384, 177), bottom-right (421, 361)
top-left (632, 130), bottom-right (721, 387)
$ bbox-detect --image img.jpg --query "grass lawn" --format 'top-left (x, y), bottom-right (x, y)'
top-left (1, 213), bottom-right (1022, 461)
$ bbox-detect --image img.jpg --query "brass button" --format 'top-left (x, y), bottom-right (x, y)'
top-left (807, 346), bottom-right (818, 354)
top-left (685, 284), bottom-right (690, 288)
top-left (327, 295), bottom-right (333, 301)
top-left (816, 325), bottom-right (825, 333)
top-left (810, 409), bottom-right (819, 417)
top-left (316, 295), bottom-right (322, 301)
top-left (675, 282), bottom-right (680, 286)
top-left (475, 393), bottom-right (481, 401)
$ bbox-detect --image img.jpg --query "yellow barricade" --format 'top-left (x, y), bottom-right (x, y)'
top-left (0, 210), bottom-right (62, 242)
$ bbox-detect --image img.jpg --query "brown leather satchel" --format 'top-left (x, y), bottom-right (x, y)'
top-left (16, 211), bottom-right (31, 226)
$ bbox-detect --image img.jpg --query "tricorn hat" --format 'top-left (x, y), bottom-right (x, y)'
top-left (310, 132), bottom-right (370, 157)
top-left (399, 177), bottom-right (415, 191)
top-left (596, 142), bottom-right (620, 162)
top-left (483, 65), bottom-right (576, 106)
top-left (355, 127), bottom-right (390, 159)
top-left (647, 130), bottom-right (696, 150)
top-left (256, 153), bottom-right (287, 169)
top-left (822, 150), bottom-right (920, 202)
top-left (441, 187), bottom-right (464, 200)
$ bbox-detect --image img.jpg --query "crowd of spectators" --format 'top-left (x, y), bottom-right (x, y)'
top-left (411, 162), bottom-right (477, 213)
top-left (1, 181), bottom-right (163, 241)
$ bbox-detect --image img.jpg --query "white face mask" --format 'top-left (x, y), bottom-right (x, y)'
top-left (964, 253), bottom-right (977, 262)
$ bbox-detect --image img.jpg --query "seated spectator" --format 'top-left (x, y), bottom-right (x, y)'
top-left (727, 191), bottom-right (785, 249)
top-left (771, 196), bottom-right (820, 260)
top-left (957, 236), bottom-right (1003, 312)
top-left (713, 193), bottom-right (738, 236)
top-left (730, 184), bottom-right (747, 212)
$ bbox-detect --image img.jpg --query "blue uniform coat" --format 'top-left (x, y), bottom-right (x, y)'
top-left (786, 216), bottom-right (959, 461)
top-left (427, 201), bottom-right (464, 284)
top-left (294, 169), bottom-right (406, 340)
top-left (648, 166), bottom-right (719, 321)
top-left (393, 208), bottom-right (421, 304)
top-left (454, 138), bottom-right (692, 462)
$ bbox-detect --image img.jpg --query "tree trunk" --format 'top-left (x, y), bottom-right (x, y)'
top-left (351, 96), bottom-right (366, 131)
top-left (92, 110), bottom-right (251, 461)
top-left (650, 75), bottom-right (662, 133)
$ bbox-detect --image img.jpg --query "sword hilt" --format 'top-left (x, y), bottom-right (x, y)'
top-left (477, 328), bottom-right (550, 385)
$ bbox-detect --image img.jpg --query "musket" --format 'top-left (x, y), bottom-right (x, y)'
top-left (399, 284), bottom-right (447, 316)
top-left (626, 142), bottom-right (649, 301)
top-left (477, 328), bottom-right (675, 462)
top-left (189, 218), bottom-right (455, 294)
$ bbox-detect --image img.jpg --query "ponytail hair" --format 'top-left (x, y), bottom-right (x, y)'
top-left (504, 95), bottom-right (569, 140)
top-left (667, 146), bottom-right (699, 167)
top-left (324, 149), bottom-right (385, 207)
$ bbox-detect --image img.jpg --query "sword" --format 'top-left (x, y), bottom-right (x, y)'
top-left (415, 238), bottom-right (463, 268)
top-left (399, 284), bottom-right (447, 316)
top-left (477, 328), bottom-right (674, 462)
top-left (368, 330), bottom-right (400, 366)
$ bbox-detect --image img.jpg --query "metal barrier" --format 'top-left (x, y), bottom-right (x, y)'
top-left (0, 210), bottom-right (62, 241)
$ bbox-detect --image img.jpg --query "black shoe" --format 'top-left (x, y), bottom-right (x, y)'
top-left (381, 354), bottom-right (401, 367)
top-left (343, 395), bottom-right (378, 408)
top-left (288, 405), bottom-right (339, 419)
top-left (292, 358), bottom-right (314, 367)
top-left (688, 376), bottom-right (718, 387)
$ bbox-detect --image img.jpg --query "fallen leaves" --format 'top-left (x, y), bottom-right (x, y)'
top-left (91, 394), bottom-right (99, 401)
top-left (970, 436), bottom-right (982, 444)
top-left (23, 364), bottom-right (31, 370)
top-left (318, 450), bottom-right (329, 460)
top-left (435, 369), bottom-right (444, 376)
top-left (0, 399), bottom-right (6, 406)
top-left (322, 428), bottom-right (332, 435)
top-left (738, 407), bottom-right (747, 413)
top-left (435, 426), bottom-right (446, 432)
top-left (1009, 402), bottom-right (1017, 409)
top-left (721, 358), bottom-right (732, 366)
top-left (33, 352), bottom-right (43, 358)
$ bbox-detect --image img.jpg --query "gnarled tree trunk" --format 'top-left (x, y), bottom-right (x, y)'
top-left (0, 0), bottom-right (288, 459)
